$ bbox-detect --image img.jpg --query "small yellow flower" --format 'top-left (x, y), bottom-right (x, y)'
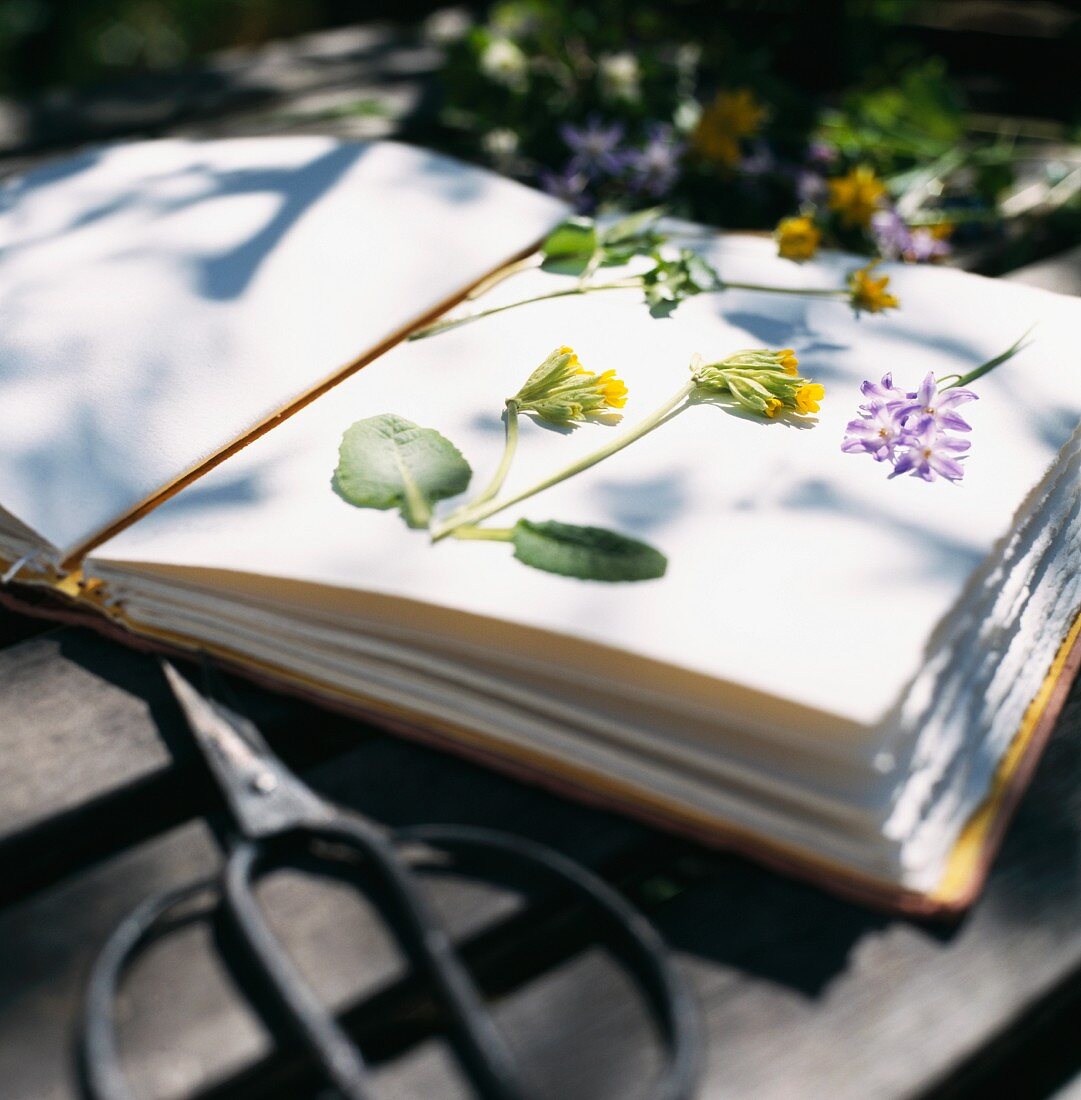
top-left (692, 88), bottom-right (767, 167)
top-left (795, 382), bottom-right (825, 414)
top-left (848, 263), bottom-right (900, 315)
top-left (690, 348), bottom-right (822, 419)
top-left (512, 347), bottom-right (628, 424)
top-left (827, 165), bottom-right (886, 228)
top-left (597, 369), bottom-right (628, 409)
top-left (774, 216), bottom-right (821, 262)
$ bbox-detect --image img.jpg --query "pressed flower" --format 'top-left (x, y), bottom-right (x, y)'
top-left (848, 262), bottom-right (900, 315)
top-left (692, 88), bottom-right (767, 167)
top-left (775, 215), bottom-right (821, 262)
top-left (827, 165), bottom-right (887, 228)
top-left (512, 346), bottom-right (628, 424)
top-left (843, 370), bottom-right (985, 483)
top-left (690, 348), bottom-right (823, 418)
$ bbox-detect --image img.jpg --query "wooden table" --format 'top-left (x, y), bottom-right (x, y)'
top-left (1, 20), bottom-right (1080, 1100)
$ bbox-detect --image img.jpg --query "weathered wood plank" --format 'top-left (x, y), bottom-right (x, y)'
top-left (0, 627), bottom-right (645, 1100)
top-left (0, 630), bottom-right (364, 902)
top-left (0, 618), bottom-right (1079, 1100)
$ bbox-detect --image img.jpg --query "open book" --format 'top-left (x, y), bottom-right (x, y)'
top-left (1, 136), bottom-right (1077, 915)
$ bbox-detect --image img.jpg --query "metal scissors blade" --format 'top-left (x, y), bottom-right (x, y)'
top-left (161, 658), bottom-right (334, 838)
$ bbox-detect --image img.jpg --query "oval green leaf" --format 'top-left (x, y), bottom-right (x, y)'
top-left (335, 414), bottom-right (472, 528)
top-left (512, 519), bottom-right (667, 582)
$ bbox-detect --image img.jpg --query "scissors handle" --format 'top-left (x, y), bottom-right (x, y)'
top-left (225, 815), bottom-right (528, 1100)
top-left (80, 821), bottom-right (700, 1100)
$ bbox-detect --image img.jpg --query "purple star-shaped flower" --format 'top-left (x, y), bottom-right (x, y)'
top-left (560, 117), bottom-right (627, 177)
top-left (897, 372), bottom-right (978, 433)
top-left (538, 164), bottom-right (594, 212)
top-left (841, 403), bottom-right (906, 462)
top-left (843, 371), bottom-right (979, 484)
top-left (624, 124), bottom-right (684, 198)
top-left (891, 417), bottom-right (971, 482)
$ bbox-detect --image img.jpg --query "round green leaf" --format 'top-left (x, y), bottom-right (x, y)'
top-left (512, 519), bottom-right (667, 582)
top-left (335, 414), bottom-right (472, 528)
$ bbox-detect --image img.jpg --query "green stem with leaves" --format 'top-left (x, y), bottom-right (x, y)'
top-left (430, 380), bottom-right (696, 541)
top-left (410, 278), bottom-right (848, 342)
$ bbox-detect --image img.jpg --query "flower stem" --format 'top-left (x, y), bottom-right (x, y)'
top-left (721, 281), bottom-right (848, 299)
top-left (472, 400), bottom-right (520, 506)
top-left (408, 280), bottom-right (641, 341)
top-left (410, 275), bottom-right (854, 342)
top-left (942, 327), bottom-right (1034, 390)
top-left (466, 254), bottom-right (542, 301)
top-left (430, 380), bottom-right (696, 541)
top-left (447, 525), bottom-right (516, 541)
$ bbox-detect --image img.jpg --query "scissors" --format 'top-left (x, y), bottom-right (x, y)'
top-left (79, 657), bottom-right (700, 1100)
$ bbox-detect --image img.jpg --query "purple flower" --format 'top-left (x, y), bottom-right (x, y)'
top-left (841, 403), bottom-right (906, 462)
top-left (842, 372), bottom-right (979, 484)
top-left (560, 117), bottom-right (627, 177)
top-left (795, 169), bottom-right (827, 206)
top-left (907, 227), bottom-right (951, 263)
top-left (539, 164), bottom-right (593, 212)
top-left (807, 140), bottom-right (839, 168)
top-left (891, 417), bottom-right (971, 482)
top-left (624, 124), bottom-right (684, 198)
top-left (897, 372), bottom-right (978, 433)
top-left (872, 209), bottom-right (952, 264)
top-left (871, 209), bottom-right (912, 261)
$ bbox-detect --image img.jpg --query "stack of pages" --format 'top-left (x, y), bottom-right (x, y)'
top-left (0, 136), bottom-right (1077, 914)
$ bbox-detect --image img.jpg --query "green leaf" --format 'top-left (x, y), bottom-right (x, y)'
top-left (512, 519), bottom-right (667, 582)
top-left (334, 414), bottom-right (472, 529)
top-left (540, 218), bottom-right (598, 274)
top-left (598, 206), bottom-right (664, 247)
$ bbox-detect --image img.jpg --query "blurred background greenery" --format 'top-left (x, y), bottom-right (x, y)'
top-left (2, 0), bottom-right (1079, 269)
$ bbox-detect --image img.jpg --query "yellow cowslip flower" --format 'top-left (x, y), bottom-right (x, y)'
top-left (690, 348), bottom-right (822, 419)
top-left (848, 262), bottom-right (900, 315)
top-left (512, 346), bottom-right (628, 424)
top-left (692, 88), bottom-right (767, 167)
top-left (774, 216), bottom-right (821, 262)
top-left (597, 369), bottom-right (628, 408)
top-left (827, 165), bottom-right (886, 228)
top-left (795, 382), bottom-right (825, 414)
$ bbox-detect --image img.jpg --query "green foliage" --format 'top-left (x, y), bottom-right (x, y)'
top-left (511, 519), bottom-right (668, 581)
top-left (642, 248), bottom-right (720, 316)
top-left (334, 414), bottom-right (472, 529)
top-left (818, 59), bottom-right (964, 169)
top-left (540, 208), bottom-right (665, 275)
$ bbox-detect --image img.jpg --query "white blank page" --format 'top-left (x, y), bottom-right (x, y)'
top-left (90, 236), bottom-right (1081, 727)
top-left (0, 137), bottom-right (566, 559)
